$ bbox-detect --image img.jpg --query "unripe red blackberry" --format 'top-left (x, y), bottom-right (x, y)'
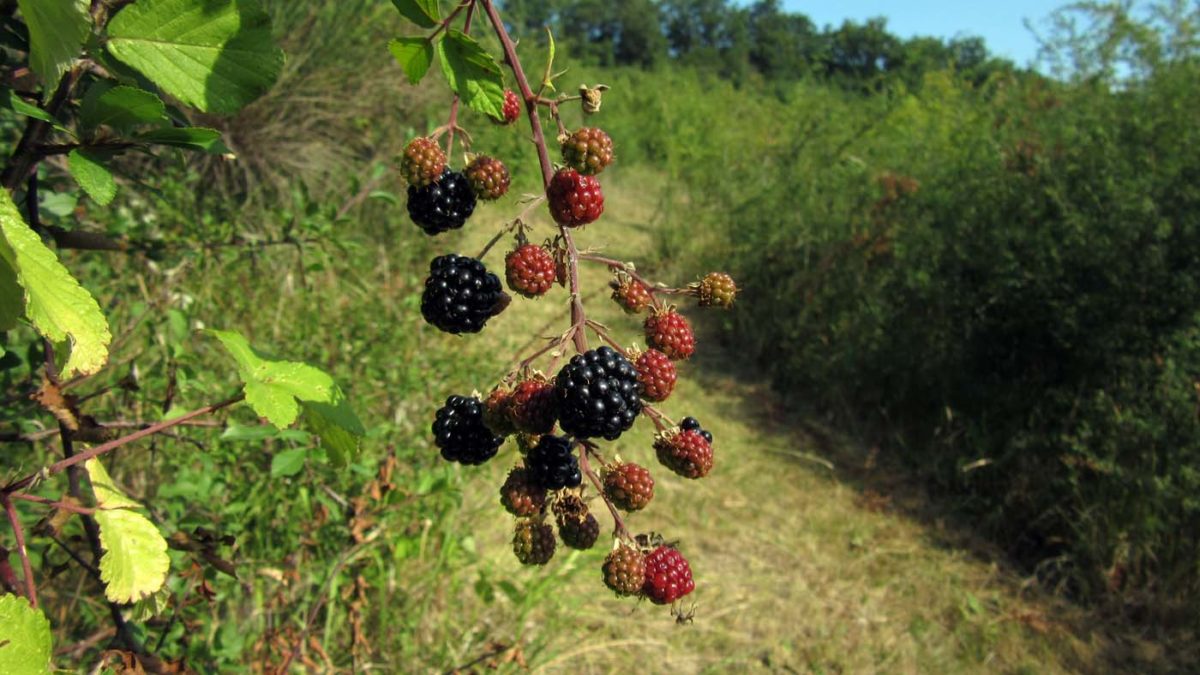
top-left (643, 545), bottom-right (695, 604)
top-left (654, 428), bottom-right (713, 479)
top-left (634, 348), bottom-right (676, 402)
top-left (507, 375), bottom-right (558, 434)
top-left (547, 168), bottom-right (604, 227)
top-left (400, 137), bottom-right (446, 188)
top-left (513, 518), bottom-right (556, 565)
top-left (464, 155), bottom-right (511, 201)
top-left (644, 308), bottom-right (695, 360)
top-left (694, 272), bottom-right (738, 308)
top-left (482, 387), bottom-right (516, 436)
top-left (505, 244), bottom-right (557, 299)
top-left (610, 272), bottom-right (652, 314)
top-left (496, 89), bottom-right (520, 125)
top-left (561, 127), bottom-right (614, 176)
top-left (500, 467), bottom-right (547, 517)
top-left (603, 462), bottom-right (655, 511)
top-left (603, 545), bottom-right (646, 597)
top-left (553, 494), bottom-right (599, 550)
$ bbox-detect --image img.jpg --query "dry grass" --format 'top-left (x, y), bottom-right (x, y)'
top-left (392, 168), bottom-right (1157, 673)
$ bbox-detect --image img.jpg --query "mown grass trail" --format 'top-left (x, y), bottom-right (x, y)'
top-left (402, 169), bottom-right (1141, 674)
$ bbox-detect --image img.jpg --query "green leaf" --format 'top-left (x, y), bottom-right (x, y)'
top-left (86, 459), bottom-right (170, 604)
top-left (106, 0), bottom-right (283, 115)
top-left (135, 126), bottom-right (229, 154)
top-left (437, 30), bottom-right (505, 119)
top-left (18, 0), bottom-right (90, 93)
top-left (67, 149), bottom-right (117, 206)
top-left (0, 253), bottom-right (19, 332)
top-left (0, 190), bottom-right (111, 377)
top-left (270, 447), bottom-right (308, 478)
top-left (391, 0), bottom-right (440, 28)
top-left (208, 329), bottom-right (364, 465)
top-left (79, 85), bottom-right (167, 134)
top-left (388, 37), bottom-right (434, 85)
top-left (0, 594), bottom-right (52, 675)
top-left (0, 88), bottom-right (55, 124)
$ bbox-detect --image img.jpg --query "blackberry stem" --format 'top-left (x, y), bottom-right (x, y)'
top-left (578, 440), bottom-right (632, 542)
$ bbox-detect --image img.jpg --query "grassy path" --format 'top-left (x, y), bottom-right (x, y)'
top-left (423, 170), bottom-right (1115, 674)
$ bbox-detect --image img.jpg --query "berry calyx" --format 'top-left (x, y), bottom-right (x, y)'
top-left (400, 137), bottom-right (446, 189)
top-left (553, 494), bottom-right (599, 550)
top-left (642, 545), bottom-right (695, 605)
top-left (464, 155), bottom-right (511, 201)
top-left (554, 346), bottom-right (642, 440)
top-left (547, 168), bottom-right (604, 227)
top-left (654, 427), bottom-right (714, 479)
top-left (610, 272), bottom-right (653, 314)
top-left (505, 244), bottom-right (557, 299)
top-left (526, 435), bottom-right (582, 490)
top-left (408, 169), bottom-right (477, 235)
top-left (507, 375), bottom-right (558, 434)
top-left (512, 518), bottom-right (556, 565)
top-left (496, 89), bottom-right (520, 125)
top-left (603, 545), bottom-right (646, 597)
top-left (644, 308), bottom-right (696, 360)
top-left (420, 254), bottom-right (510, 334)
top-left (634, 348), bottom-right (677, 403)
top-left (603, 462), bottom-right (655, 511)
top-left (431, 395), bottom-right (504, 465)
top-left (561, 127), bottom-right (614, 176)
top-left (500, 467), bottom-right (547, 517)
top-left (695, 272), bottom-right (738, 308)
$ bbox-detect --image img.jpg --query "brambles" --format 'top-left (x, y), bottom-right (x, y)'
top-left (400, 137), bottom-right (447, 188)
top-left (513, 519), bottom-right (556, 565)
top-left (420, 254), bottom-right (509, 334)
top-left (643, 546), bottom-right (695, 604)
top-left (603, 462), bottom-right (655, 511)
top-left (695, 272), bottom-right (738, 308)
top-left (505, 244), bottom-right (557, 299)
top-left (655, 426), bottom-right (714, 479)
top-left (634, 348), bottom-right (677, 402)
top-left (500, 467), bottom-right (547, 517)
top-left (465, 155), bottom-right (511, 201)
top-left (611, 272), bottom-right (653, 314)
top-left (555, 346), bottom-right (642, 440)
top-left (526, 435), bottom-right (582, 489)
top-left (432, 395), bottom-right (504, 465)
top-left (561, 127), bottom-right (614, 175)
top-left (603, 545), bottom-right (647, 596)
top-left (408, 169), bottom-right (477, 235)
top-left (645, 308), bottom-right (696, 360)
top-left (547, 168), bottom-right (605, 227)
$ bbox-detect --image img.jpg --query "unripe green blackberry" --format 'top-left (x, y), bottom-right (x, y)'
top-left (603, 545), bottom-right (646, 597)
top-left (561, 127), bottom-right (614, 176)
top-left (513, 518), bottom-right (556, 565)
top-left (694, 272), bottom-right (738, 308)
top-left (400, 137), bottom-right (446, 188)
top-left (465, 155), bottom-right (511, 200)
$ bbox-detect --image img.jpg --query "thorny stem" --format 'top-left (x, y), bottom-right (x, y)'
top-left (9, 493), bottom-right (96, 515)
top-left (426, 0), bottom-right (473, 42)
top-left (1, 493), bottom-right (36, 607)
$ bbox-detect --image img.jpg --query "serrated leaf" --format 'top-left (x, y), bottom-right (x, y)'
top-left (391, 0), bottom-right (440, 28)
top-left (135, 126), bottom-right (229, 154)
top-left (127, 588), bottom-right (171, 622)
top-left (270, 447), bottom-right (307, 478)
top-left (208, 329), bottom-right (363, 465)
top-left (68, 149), bottom-right (117, 205)
top-left (0, 87), bottom-right (54, 123)
top-left (86, 459), bottom-right (170, 604)
top-left (79, 85), bottom-right (167, 134)
top-left (0, 190), bottom-right (110, 377)
top-left (388, 37), bottom-right (434, 85)
top-left (18, 0), bottom-right (90, 94)
top-left (106, 0), bottom-right (283, 115)
top-left (0, 594), bottom-right (52, 675)
top-left (437, 30), bottom-right (505, 119)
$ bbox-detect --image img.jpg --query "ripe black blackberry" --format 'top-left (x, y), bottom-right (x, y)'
top-left (420, 254), bottom-right (510, 334)
top-left (431, 395), bottom-right (504, 465)
top-left (526, 435), bottom-right (581, 490)
top-left (554, 346), bottom-right (642, 440)
top-left (554, 494), bottom-right (599, 550)
top-left (408, 169), bottom-right (477, 235)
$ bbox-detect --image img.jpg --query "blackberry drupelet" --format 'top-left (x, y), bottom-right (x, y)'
top-left (408, 169), bottom-right (477, 235)
top-left (431, 395), bottom-right (504, 465)
top-left (554, 346), bottom-right (642, 440)
top-left (420, 254), bottom-right (510, 334)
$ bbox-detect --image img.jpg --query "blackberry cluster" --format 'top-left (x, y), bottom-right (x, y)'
top-left (420, 255), bottom-right (509, 334)
top-left (431, 395), bottom-right (504, 465)
top-left (526, 435), bottom-right (582, 490)
top-left (408, 169), bottom-right (477, 235)
top-left (554, 346), bottom-right (642, 440)
top-left (680, 416), bottom-right (713, 444)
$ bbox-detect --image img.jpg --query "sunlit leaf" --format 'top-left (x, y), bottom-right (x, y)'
top-left (0, 594), bottom-right (52, 674)
top-left (86, 459), bottom-right (170, 604)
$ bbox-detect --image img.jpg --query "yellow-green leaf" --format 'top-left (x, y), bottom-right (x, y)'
top-left (0, 594), bottom-right (52, 675)
top-left (86, 459), bottom-right (170, 604)
top-left (0, 190), bottom-right (111, 376)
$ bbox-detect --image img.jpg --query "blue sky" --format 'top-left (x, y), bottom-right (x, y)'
top-left (783, 1), bottom-right (1060, 67)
